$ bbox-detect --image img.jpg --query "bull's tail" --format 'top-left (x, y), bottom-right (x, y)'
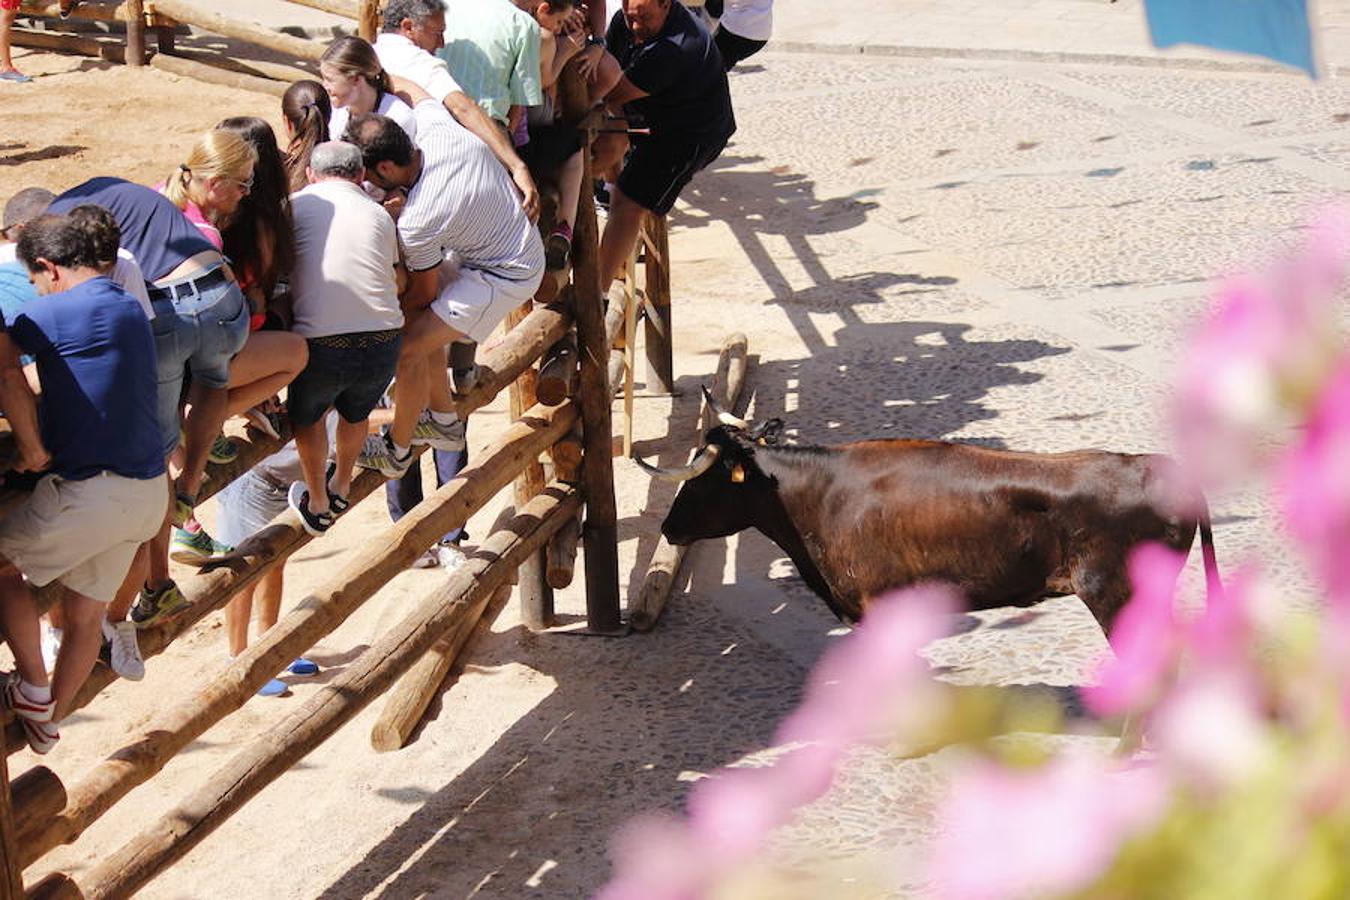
top-left (1196, 498), bottom-right (1225, 606)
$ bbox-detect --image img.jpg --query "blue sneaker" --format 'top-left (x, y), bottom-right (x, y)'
top-left (288, 658), bottom-right (319, 676)
top-left (257, 678), bottom-right (287, 697)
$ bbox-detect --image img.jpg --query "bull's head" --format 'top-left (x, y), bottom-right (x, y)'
top-left (635, 388), bottom-right (784, 545)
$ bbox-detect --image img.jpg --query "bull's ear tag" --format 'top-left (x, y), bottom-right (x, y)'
top-left (730, 465), bottom-right (746, 483)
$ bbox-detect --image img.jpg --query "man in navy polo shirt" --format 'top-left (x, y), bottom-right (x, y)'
top-left (0, 210), bottom-right (167, 754)
top-left (595, 0), bottom-right (735, 293)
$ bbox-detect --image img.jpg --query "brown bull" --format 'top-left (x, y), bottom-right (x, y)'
top-left (637, 392), bottom-right (1221, 639)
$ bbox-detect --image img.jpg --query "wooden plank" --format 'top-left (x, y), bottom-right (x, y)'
top-left (642, 215), bottom-right (674, 395)
top-left (146, 0), bottom-right (328, 60)
top-left (536, 333), bottom-right (577, 407)
top-left (572, 134), bottom-right (622, 632)
top-left (19, 403), bottom-right (577, 867)
top-left (369, 583), bottom-right (511, 752)
top-left (24, 875), bottom-right (80, 900)
top-left (9, 28), bottom-right (124, 63)
top-left (546, 515), bottom-right (581, 589)
top-left (78, 486), bottom-right (580, 900)
top-left (10, 767), bottom-right (64, 847)
top-left (356, 0), bottom-right (377, 41)
top-left (283, 0), bottom-right (358, 18)
top-left (628, 333), bottom-right (748, 632)
top-left (125, 0), bottom-right (145, 66)
top-left (0, 730), bottom-right (22, 899)
top-left (507, 301), bottom-right (553, 632)
top-left (6, 301), bottom-right (571, 757)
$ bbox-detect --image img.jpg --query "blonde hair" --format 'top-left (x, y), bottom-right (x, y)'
top-left (164, 130), bottom-right (258, 212)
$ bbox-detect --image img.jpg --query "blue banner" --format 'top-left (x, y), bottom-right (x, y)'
top-left (1144, 0), bottom-right (1316, 77)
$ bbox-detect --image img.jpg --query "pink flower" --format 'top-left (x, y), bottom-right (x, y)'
top-left (1151, 670), bottom-right (1270, 788)
top-left (1279, 359), bottom-right (1350, 604)
top-left (927, 754), bottom-right (1169, 900)
top-left (597, 815), bottom-right (709, 900)
top-left (1082, 543), bottom-right (1187, 716)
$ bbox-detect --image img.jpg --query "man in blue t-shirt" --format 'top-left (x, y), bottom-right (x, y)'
top-left (595, 0), bottom-right (735, 292)
top-left (0, 212), bottom-right (168, 755)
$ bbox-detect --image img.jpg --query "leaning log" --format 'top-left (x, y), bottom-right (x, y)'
top-left (18, 403), bottom-right (576, 866)
top-left (125, 0), bottom-right (145, 66)
top-left (642, 215), bottom-right (674, 394)
top-left (23, 875), bottom-right (80, 900)
top-left (628, 333), bottom-right (749, 632)
top-left (546, 515), bottom-right (582, 589)
top-left (151, 53), bottom-right (287, 97)
top-left (369, 583), bottom-right (511, 752)
top-left (147, 0), bottom-right (328, 60)
top-left (507, 301), bottom-right (553, 632)
top-left (79, 486), bottom-right (580, 900)
top-left (0, 732), bottom-right (20, 898)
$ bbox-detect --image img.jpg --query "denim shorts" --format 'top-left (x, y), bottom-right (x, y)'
top-left (287, 330), bottom-right (401, 427)
top-left (149, 268), bottom-right (250, 455)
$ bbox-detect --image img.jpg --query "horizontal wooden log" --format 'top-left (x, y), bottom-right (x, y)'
top-left (10, 28), bottom-right (124, 63)
top-left (146, 0), bottom-right (328, 60)
top-left (369, 582), bottom-right (511, 752)
top-left (0, 302), bottom-right (571, 696)
top-left (17, 1), bottom-right (165, 23)
top-left (282, 0), bottom-right (357, 18)
top-left (536, 333), bottom-right (577, 407)
top-left (19, 403), bottom-right (577, 866)
top-left (23, 874), bottom-right (80, 900)
top-left (168, 46), bottom-right (315, 82)
top-left (546, 515), bottom-right (581, 589)
top-left (80, 485), bottom-right (580, 900)
top-left (11, 767), bottom-right (64, 845)
top-left (151, 53), bottom-right (287, 96)
top-left (628, 333), bottom-right (749, 633)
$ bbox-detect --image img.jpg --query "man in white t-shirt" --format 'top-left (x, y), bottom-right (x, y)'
top-left (375, 0), bottom-right (540, 221)
top-left (285, 142), bottom-right (406, 535)
top-left (346, 104), bottom-right (544, 480)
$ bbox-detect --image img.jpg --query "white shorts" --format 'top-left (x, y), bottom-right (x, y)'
top-left (428, 262), bottom-right (542, 344)
top-left (0, 472), bottom-right (167, 604)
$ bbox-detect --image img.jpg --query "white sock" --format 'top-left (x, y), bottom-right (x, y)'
top-left (389, 436), bottom-right (411, 459)
top-left (430, 409), bottom-right (459, 426)
top-left (20, 679), bottom-right (52, 704)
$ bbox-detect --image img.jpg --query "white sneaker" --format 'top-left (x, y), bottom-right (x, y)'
top-left (411, 548), bottom-right (440, 569)
top-left (41, 624), bottom-right (62, 672)
top-left (410, 411), bottom-right (466, 451)
top-left (435, 543), bottom-right (467, 570)
top-left (102, 619), bottom-right (146, 682)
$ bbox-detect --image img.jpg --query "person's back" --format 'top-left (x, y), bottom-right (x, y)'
top-left (607, 0), bottom-right (734, 143)
top-left (400, 100), bottom-right (543, 281)
top-left (439, 0), bottom-right (543, 126)
top-left (7, 275), bottom-right (162, 481)
top-left (47, 177), bottom-right (215, 284)
top-left (289, 178), bottom-right (403, 338)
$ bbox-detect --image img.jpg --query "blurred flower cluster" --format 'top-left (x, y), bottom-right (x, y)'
top-left (599, 208), bottom-right (1350, 900)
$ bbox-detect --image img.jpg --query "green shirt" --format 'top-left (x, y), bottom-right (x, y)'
top-left (438, 0), bottom-right (543, 126)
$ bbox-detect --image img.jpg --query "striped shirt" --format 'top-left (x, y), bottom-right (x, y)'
top-left (438, 0), bottom-right (542, 126)
top-left (397, 100), bottom-right (544, 282)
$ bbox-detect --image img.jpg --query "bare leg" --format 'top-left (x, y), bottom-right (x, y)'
top-left (226, 331), bottom-right (308, 418)
top-left (331, 417), bottom-right (368, 498)
top-left (293, 417), bottom-right (332, 516)
top-left (255, 567), bottom-right (284, 634)
top-left (390, 309), bottom-right (466, 447)
top-left (592, 129), bottom-right (629, 183)
top-left (0, 564), bottom-right (46, 688)
top-left (107, 542), bottom-right (149, 623)
top-left (179, 381), bottom-right (229, 499)
top-left (1, 8), bottom-right (19, 73)
top-left (51, 591), bottom-right (104, 720)
top-left (224, 583), bottom-right (255, 657)
top-left (389, 350), bottom-right (427, 449)
top-left (557, 149), bottom-right (584, 230)
top-left (600, 185), bottom-right (648, 294)
top-left (426, 347), bottom-right (455, 414)
top-left (588, 52), bottom-right (623, 105)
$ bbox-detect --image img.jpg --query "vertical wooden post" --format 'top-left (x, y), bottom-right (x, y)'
top-left (572, 127), bottom-right (623, 633)
top-left (0, 731), bottom-right (24, 899)
top-left (506, 304), bottom-right (553, 631)
top-left (358, 0), bottom-right (379, 41)
top-left (125, 0), bottom-right (146, 67)
top-left (643, 215), bottom-right (674, 394)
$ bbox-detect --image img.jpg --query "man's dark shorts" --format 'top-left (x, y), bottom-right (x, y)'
top-left (288, 329), bottom-right (401, 427)
top-left (618, 133), bottom-right (729, 216)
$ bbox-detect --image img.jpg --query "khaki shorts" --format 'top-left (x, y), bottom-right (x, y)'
top-left (0, 472), bottom-right (167, 604)
top-left (429, 262), bottom-right (542, 344)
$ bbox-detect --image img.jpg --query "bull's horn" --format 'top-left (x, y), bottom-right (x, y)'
top-left (702, 386), bottom-right (750, 430)
top-left (633, 444), bottom-right (721, 482)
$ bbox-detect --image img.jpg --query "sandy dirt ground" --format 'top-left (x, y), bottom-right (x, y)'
top-left (2, 14), bottom-right (1346, 898)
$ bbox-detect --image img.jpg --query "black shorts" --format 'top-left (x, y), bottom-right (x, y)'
top-left (288, 330), bottom-right (401, 427)
top-left (520, 122), bottom-right (583, 175)
top-left (618, 133), bottom-right (729, 215)
top-left (715, 26), bottom-right (768, 70)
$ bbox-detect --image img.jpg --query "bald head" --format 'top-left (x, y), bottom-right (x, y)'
top-left (308, 141), bottom-right (365, 184)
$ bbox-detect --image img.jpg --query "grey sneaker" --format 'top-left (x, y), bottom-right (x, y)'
top-left (0, 69), bottom-right (33, 84)
top-left (411, 411), bottom-right (466, 451)
top-left (356, 432), bottom-right (414, 479)
top-left (102, 619), bottom-right (146, 681)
